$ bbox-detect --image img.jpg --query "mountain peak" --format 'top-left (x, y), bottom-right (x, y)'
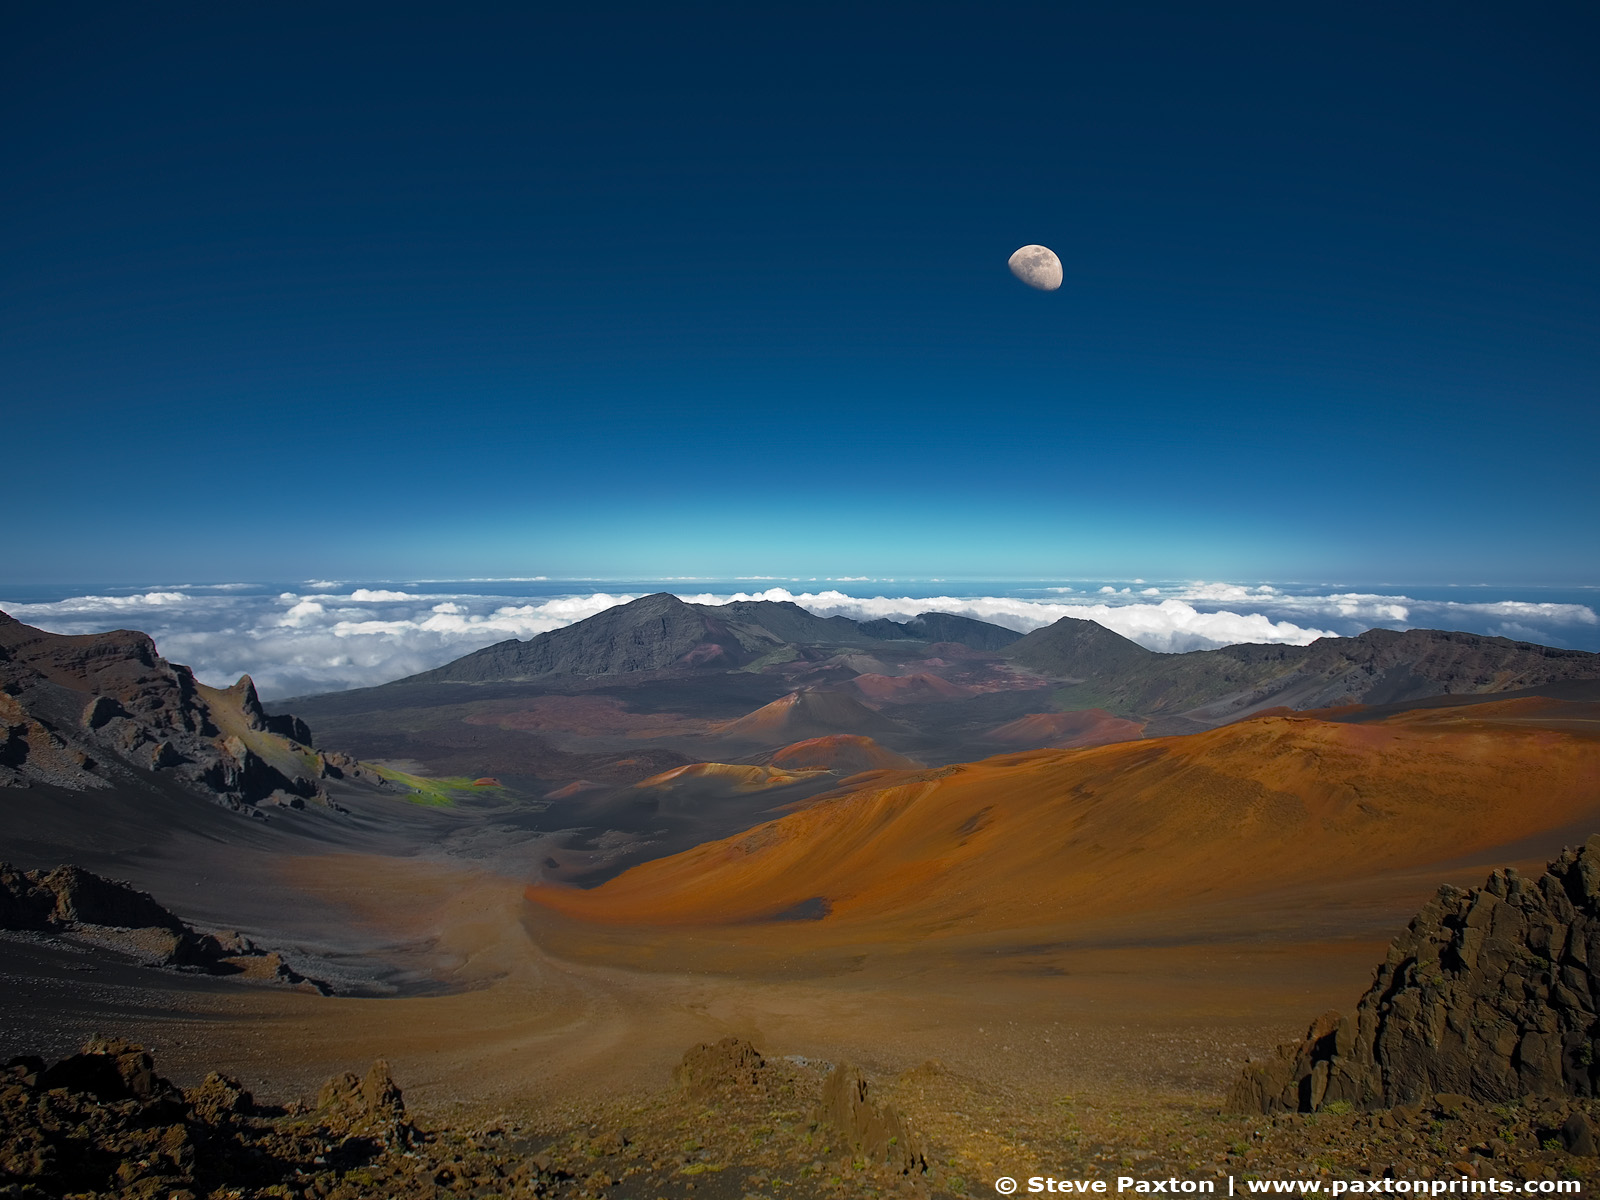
top-left (1006, 614), bottom-right (1153, 678)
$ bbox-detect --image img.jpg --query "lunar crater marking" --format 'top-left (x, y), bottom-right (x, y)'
top-left (1008, 244), bottom-right (1063, 291)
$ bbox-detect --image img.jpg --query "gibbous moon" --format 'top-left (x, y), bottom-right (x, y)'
top-left (1008, 244), bottom-right (1063, 291)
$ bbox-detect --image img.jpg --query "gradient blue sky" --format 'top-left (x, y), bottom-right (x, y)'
top-left (6, 3), bottom-right (1597, 585)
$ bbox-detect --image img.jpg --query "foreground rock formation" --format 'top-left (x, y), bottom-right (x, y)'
top-left (0, 1040), bottom-right (458, 1199)
top-left (814, 1062), bottom-right (927, 1175)
top-left (1231, 836), bottom-right (1600, 1114)
top-left (672, 1037), bottom-right (927, 1177)
top-left (0, 1038), bottom-right (946, 1199)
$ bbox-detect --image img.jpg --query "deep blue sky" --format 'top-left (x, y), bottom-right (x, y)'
top-left (6, 3), bottom-right (1597, 584)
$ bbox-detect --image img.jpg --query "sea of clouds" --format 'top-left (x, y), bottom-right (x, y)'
top-left (2, 582), bottom-right (1594, 700)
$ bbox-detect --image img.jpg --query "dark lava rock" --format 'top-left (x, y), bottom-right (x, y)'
top-left (1231, 834), bottom-right (1600, 1113)
top-left (814, 1062), bottom-right (927, 1174)
top-left (37, 1037), bottom-right (180, 1106)
top-left (186, 1071), bottom-right (254, 1125)
top-left (0, 1040), bottom-right (483, 1199)
top-left (0, 864), bottom-right (56, 931)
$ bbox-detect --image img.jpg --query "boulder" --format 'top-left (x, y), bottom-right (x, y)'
top-left (185, 1072), bottom-right (253, 1124)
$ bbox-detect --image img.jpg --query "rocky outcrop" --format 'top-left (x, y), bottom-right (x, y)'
top-left (0, 1041), bottom-right (448, 1198)
top-left (34, 863), bottom-right (186, 931)
top-left (0, 861), bottom-right (331, 990)
top-left (2, 1036), bottom-right (952, 1199)
top-left (0, 687), bottom-right (104, 789)
top-left (312, 1059), bottom-right (417, 1148)
top-left (672, 1036), bottom-right (772, 1101)
top-left (0, 608), bottom-right (372, 812)
top-left (1230, 836), bottom-right (1600, 1114)
top-left (1, 862), bottom-right (183, 937)
top-left (814, 1062), bottom-right (927, 1174)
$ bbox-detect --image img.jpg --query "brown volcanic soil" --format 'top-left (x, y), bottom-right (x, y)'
top-left (464, 694), bottom-right (715, 738)
top-left (850, 673), bottom-right (977, 704)
top-left (767, 735), bottom-right (922, 773)
top-left (984, 708), bottom-right (1146, 749)
top-left (630, 762), bottom-right (831, 791)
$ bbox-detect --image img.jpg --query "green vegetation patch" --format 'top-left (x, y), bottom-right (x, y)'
top-left (372, 766), bottom-right (507, 807)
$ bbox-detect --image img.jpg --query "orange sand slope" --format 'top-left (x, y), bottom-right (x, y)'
top-left (766, 735), bottom-right (921, 773)
top-left (985, 708), bottom-right (1145, 749)
top-left (526, 699), bottom-right (1600, 938)
top-left (630, 761), bottom-right (829, 792)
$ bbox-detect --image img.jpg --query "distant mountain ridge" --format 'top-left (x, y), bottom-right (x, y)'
top-left (404, 593), bottom-right (1023, 684)
top-left (1008, 616), bottom-right (1600, 724)
top-left (399, 594), bottom-right (1600, 730)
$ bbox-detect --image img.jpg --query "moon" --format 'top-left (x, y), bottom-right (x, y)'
top-left (1008, 244), bottom-right (1062, 291)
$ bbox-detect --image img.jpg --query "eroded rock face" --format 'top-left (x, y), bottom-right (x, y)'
top-left (36, 864), bottom-right (185, 931)
top-left (814, 1063), bottom-right (927, 1174)
top-left (1231, 836), bottom-right (1600, 1114)
top-left (0, 863), bottom-right (181, 938)
top-left (0, 608), bottom-right (358, 812)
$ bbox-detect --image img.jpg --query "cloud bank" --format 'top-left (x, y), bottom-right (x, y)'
top-left (1, 582), bottom-right (1593, 700)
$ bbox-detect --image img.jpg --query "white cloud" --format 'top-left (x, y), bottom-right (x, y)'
top-left (18, 591), bottom-right (195, 611)
top-left (280, 599), bottom-right (326, 626)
